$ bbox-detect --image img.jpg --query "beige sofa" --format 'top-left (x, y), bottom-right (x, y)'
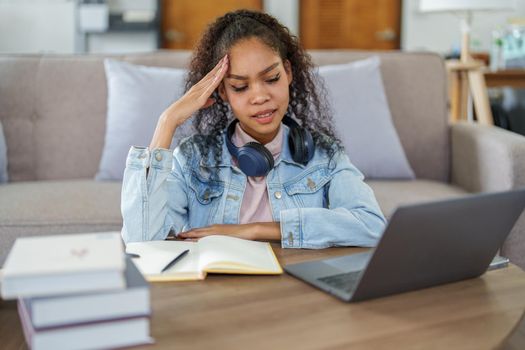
top-left (1, 51), bottom-right (525, 268)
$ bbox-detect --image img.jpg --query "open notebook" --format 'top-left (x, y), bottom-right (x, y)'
top-left (126, 235), bottom-right (282, 282)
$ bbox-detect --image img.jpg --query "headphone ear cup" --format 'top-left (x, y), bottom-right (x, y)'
top-left (237, 142), bottom-right (274, 177)
top-left (303, 129), bottom-right (315, 162)
top-left (289, 127), bottom-right (315, 164)
top-left (288, 127), bottom-right (303, 163)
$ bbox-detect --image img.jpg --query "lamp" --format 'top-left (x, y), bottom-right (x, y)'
top-left (419, 0), bottom-right (516, 125)
top-left (419, 0), bottom-right (516, 62)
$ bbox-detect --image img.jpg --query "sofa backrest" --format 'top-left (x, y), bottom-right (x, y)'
top-left (0, 50), bottom-right (449, 182)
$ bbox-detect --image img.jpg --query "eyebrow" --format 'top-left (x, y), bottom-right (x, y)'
top-left (226, 62), bottom-right (280, 80)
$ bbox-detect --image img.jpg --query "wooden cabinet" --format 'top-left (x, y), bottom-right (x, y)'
top-left (300, 0), bottom-right (401, 50)
top-left (161, 0), bottom-right (262, 50)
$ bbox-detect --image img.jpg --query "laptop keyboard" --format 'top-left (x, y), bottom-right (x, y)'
top-left (317, 271), bottom-right (361, 294)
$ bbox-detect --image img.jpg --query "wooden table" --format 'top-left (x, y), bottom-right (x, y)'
top-left (2, 245), bottom-right (525, 350)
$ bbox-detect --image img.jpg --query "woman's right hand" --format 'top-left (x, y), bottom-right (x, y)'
top-left (168, 54), bottom-right (229, 126)
top-left (149, 55), bottom-right (229, 150)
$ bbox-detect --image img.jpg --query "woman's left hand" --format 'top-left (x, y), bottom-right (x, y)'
top-left (178, 223), bottom-right (281, 241)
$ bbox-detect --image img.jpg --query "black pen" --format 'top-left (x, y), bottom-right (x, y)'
top-left (161, 249), bottom-right (190, 273)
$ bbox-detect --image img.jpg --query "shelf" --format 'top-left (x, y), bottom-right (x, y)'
top-left (106, 14), bottom-right (159, 32)
top-left (485, 69), bottom-right (525, 89)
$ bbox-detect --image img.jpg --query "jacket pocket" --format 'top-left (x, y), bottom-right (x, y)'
top-left (189, 172), bottom-right (224, 205)
top-left (284, 166), bottom-right (331, 195)
top-left (283, 167), bottom-right (331, 207)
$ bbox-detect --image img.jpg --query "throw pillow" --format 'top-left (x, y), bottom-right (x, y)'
top-left (0, 121), bottom-right (8, 183)
top-left (97, 59), bottom-right (191, 181)
top-left (318, 56), bottom-right (415, 179)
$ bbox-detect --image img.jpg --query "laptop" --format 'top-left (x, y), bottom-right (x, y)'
top-left (284, 189), bottom-right (525, 302)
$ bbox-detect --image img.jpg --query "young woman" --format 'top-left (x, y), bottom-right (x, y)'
top-left (121, 10), bottom-right (386, 248)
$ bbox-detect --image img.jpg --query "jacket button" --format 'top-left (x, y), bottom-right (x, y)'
top-left (155, 152), bottom-right (163, 161)
top-left (274, 191), bottom-right (282, 199)
top-left (203, 189), bottom-right (210, 201)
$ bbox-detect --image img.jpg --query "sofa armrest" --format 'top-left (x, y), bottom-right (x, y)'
top-left (452, 122), bottom-right (525, 269)
top-left (451, 121), bottom-right (525, 193)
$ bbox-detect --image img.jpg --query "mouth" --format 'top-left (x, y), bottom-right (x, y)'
top-left (251, 109), bottom-right (277, 124)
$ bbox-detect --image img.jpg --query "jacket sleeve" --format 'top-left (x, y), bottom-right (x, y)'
top-left (121, 146), bottom-right (189, 243)
top-left (279, 152), bottom-right (387, 249)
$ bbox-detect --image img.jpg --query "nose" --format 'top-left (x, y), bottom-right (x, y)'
top-left (249, 82), bottom-right (270, 105)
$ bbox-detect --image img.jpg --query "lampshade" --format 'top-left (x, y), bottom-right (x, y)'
top-left (419, 0), bottom-right (516, 13)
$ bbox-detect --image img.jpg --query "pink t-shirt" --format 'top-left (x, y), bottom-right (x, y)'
top-left (231, 123), bottom-right (283, 224)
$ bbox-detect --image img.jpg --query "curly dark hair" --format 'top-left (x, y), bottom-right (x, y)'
top-left (183, 9), bottom-right (343, 176)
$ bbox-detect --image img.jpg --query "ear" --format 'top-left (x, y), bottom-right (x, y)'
top-left (284, 59), bottom-right (293, 86)
top-left (218, 82), bottom-right (229, 102)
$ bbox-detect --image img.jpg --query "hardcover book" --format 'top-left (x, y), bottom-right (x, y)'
top-left (21, 258), bottom-right (149, 328)
top-left (18, 298), bottom-right (152, 350)
top-left (1, 232), bottom-right (125, 299)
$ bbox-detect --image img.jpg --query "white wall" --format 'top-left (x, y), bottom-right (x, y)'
top-left (0, 0), bottom-right (157, 54)
top-left (0, 0), bottom-right (76, 54)
top-left (264, 0), bottom-right (299, 35)
top-left (402, 0), bottom-right (525, 54)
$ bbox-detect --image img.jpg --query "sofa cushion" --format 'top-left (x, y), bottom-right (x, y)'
top-left (319, 57), bottom-right (415, 179)
top-left (366, 180), bottom-right (469, 218)
top-left (97, 59), bottom-right (189, 180)
top-left (0, 180), bottom-right (122, 265)
top-left (309, 51), bottom-right (449, 182)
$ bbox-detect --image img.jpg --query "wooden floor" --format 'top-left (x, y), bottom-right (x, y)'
top-left (2, 245), bottom-right (525, 349)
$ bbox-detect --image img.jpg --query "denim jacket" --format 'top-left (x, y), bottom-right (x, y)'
top-left (121, 125), bottom-right (386, 248)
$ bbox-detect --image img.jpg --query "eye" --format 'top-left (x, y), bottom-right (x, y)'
top-left (266, 74), bottom-right (281, 84)
top-left (231, 85), bottom-right (247, 92)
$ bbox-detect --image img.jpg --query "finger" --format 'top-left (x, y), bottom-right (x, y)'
top-left (211, 55), bottom-right (228, 73)
top-left (195, 55), bottom-right (228, 87)
top-left (179, 223), bottom-right (224, 237)
top-left (191, 226), bottom-right (213, 233)
top-left (212, 55), bottom-right (228, 78)
top-left (188, 57), bottom-right (228, 97)
top-left (178, 229), bottom-right (207, 238)
top-left (203, 56), bottom-right (229, 87)
top-left (181, 231), bottom-right (207, 239)
top-left (193, 58), bottom-right (228, 95)
top-left (213, 57), bottom-right (229, 83)
top-left (203, 60), bottom-right (228, 97)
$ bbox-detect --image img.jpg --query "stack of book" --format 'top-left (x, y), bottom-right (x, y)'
top-left (1, 232), bottom-right (152, 350)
